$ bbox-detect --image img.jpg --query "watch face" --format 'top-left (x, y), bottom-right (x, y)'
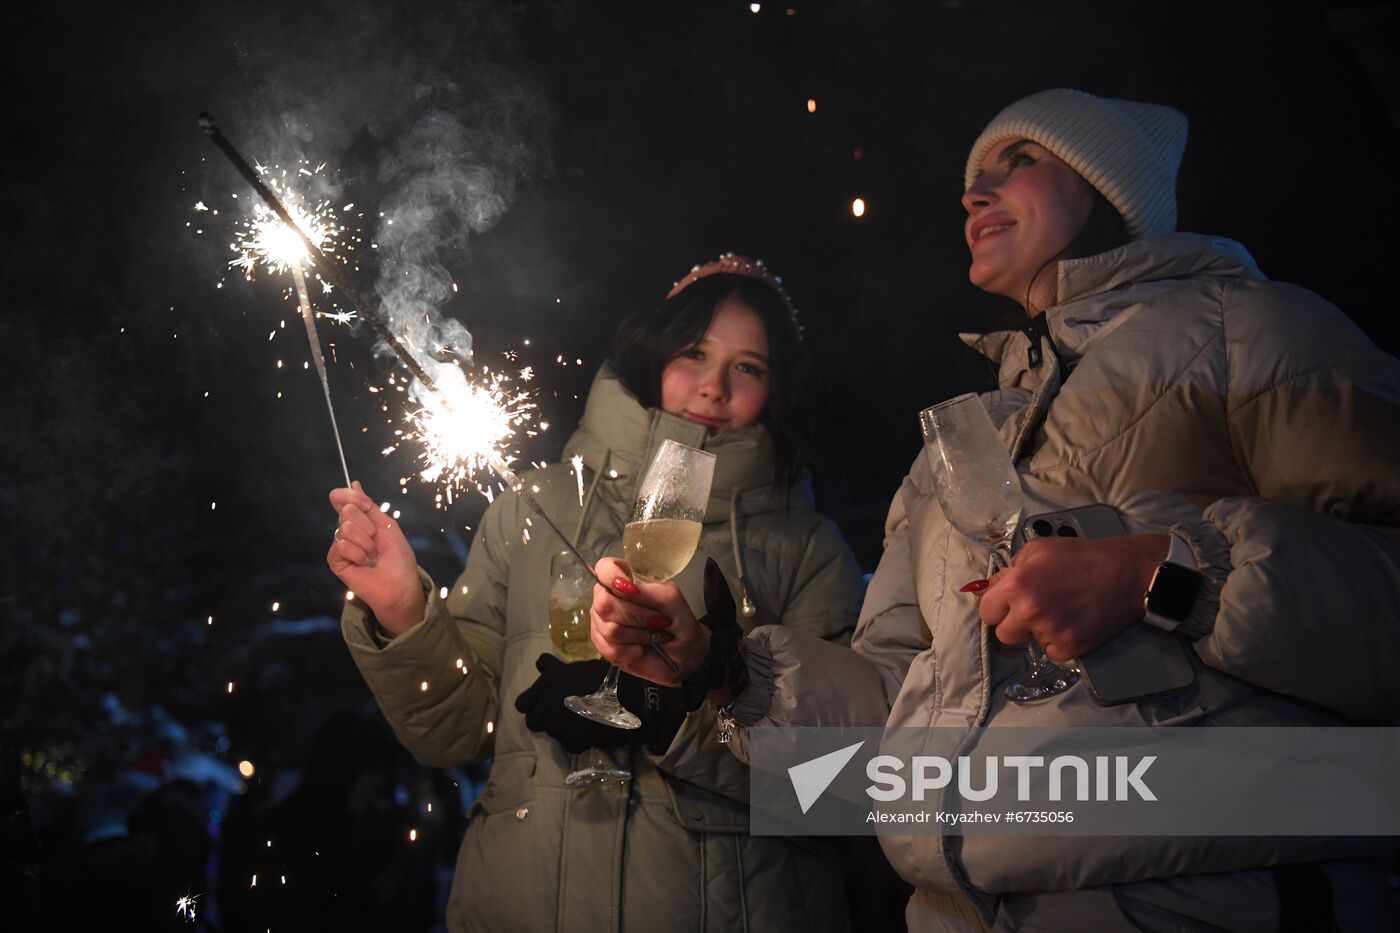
top-left (1146, 561), bottom-right (1203, 621)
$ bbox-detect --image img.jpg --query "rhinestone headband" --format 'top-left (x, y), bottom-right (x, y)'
top-left (666, 252), bottom-right (803, 340)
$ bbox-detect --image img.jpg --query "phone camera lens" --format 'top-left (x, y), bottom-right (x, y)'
top-left (1031, 519), bottom-right (1054, 537)
top-left (1056, 525), bottom-right (1078, 537)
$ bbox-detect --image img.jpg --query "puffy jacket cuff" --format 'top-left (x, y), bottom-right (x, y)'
top-left (341, 569), bottom-right (484, 712)
top-left (342, 567), bottom-right (437, 650)
top-left (730, 634), bottom-right (777, 727)
top-left (1166, 520), bottom-right (1232, 640)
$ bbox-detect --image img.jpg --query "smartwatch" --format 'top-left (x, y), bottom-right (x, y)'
top-left (1141, 534), bottom-right (1204, 632)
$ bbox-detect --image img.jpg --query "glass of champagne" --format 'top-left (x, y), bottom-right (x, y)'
top-left (565, 439), bottom-right (716, 728)
top-left (920, 393), bottom-right (1079, 703)
top-left (548, 550), bottom-right (631, 787)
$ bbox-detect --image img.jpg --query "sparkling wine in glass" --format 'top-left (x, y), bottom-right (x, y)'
top-left (920, 393), bottom-right (1079, 703)
top-left (565, 439), bottom-right (717, 728)
top-left (547, 551), bottom-right (632, 787)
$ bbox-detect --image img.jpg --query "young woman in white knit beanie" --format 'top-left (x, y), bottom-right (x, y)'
top-left (599, 87), bottom-right (1400, 930)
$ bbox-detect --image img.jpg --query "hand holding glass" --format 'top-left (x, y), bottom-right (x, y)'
top-left (565, 439), bottom-right (716, 727)
top-left (920, 393), bottom-right (1079, 703)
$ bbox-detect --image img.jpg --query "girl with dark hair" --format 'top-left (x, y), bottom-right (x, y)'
top-left (595, 89), bottom-right (1400, 930)
top-left (612, 270), bottom-right (812, 484)
top-left (324, 255), bottom-right (864, 932)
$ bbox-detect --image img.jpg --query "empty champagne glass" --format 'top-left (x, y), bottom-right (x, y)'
top-left (920, 393), bottom-right (1079, 703)
top-left (566, 439), bottom-right (716, 728)
top-left (547, 550), bottom-right (631, 787)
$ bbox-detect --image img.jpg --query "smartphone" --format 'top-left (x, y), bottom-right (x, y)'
top-left (1013, 505), bottom-right (1196, 706)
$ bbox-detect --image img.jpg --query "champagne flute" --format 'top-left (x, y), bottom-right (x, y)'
top-left (565, 439), bottom-right (716, 728)
top-left (547, 550), bottom-right (632, 787)
top-left (920, 393), bottom-right (1079, 703)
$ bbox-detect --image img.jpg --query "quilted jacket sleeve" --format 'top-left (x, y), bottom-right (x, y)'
top-left (724, 485), bottom-right (928, 764)
top-left (1174, 280), bottom-right (1400, 720)
top-left (340, 495), bottom-right (516, 766)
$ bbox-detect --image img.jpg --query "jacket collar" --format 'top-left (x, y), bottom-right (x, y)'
top-left (562, 364), bottom-right (812, 521)
top-left (963, 233), bottom-right (1265, 385)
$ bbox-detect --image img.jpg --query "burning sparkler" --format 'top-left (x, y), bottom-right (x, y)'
top-left (200, 114), bottom-right (609, 597)
top-left (397, 361), bottom-right (537, 502)
top-left (175, 892), bottom-right (200, 922)
top-left (229, 174), bottom-right (342, 280)
top-left (200, 114), bottom-right (440, 393)
top-left (201, 116), bottom-right (546, 497)
top-left (222, 158), bottom-right (353, 485)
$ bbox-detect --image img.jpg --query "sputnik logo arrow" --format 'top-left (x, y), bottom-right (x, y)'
top-left (788, 741), bottom-right (865, 814)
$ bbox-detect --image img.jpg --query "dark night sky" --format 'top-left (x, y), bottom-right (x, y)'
top-left (4, 0), bottom-right (1399, 777)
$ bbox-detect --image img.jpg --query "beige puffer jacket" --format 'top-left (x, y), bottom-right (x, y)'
top-left (342, 365), bottom-right (865, 933)
top-left (732, 234), bottom-right (1400, 925)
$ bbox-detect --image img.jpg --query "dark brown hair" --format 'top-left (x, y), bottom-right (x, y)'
top-left (612, 272), bottom-right (809, 484)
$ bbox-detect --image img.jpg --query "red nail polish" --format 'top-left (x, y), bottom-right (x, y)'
top-left (959, 579), bottom-right (990, 594)
top-left (612, 576), bottom-right (640, 596)
top-left (647, 615), bottom-right (670, 629)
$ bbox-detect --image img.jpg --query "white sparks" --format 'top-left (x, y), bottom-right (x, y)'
top-left (175, 893), bottom-right (200, 921)
top-left (230, 193), bottom-right (340, 277)
top-left (571, 454), bottom-right (585, 506)
top-left (213, 160), bottom-right (362, 314)
top-left (401, 363), bottom-right (537, 505)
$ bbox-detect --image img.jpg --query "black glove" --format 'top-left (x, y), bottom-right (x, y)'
top-left (681, 559), bottom-right (748, 699)
top-left (514, 655), bottom-right (703, 754)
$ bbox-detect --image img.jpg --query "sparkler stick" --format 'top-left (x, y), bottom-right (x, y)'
top-left (289, 262), bottom-right (352, 486)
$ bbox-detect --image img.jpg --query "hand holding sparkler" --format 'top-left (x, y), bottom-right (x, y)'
top-left (328, 482), bottom-right (425, 636)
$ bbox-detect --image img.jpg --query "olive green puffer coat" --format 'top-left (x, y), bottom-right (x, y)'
top-left (342, 365), bottom-right (865, 933)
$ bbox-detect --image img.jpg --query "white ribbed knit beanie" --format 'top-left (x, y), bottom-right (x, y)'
top-left (963, 89), bottom-right (1188, 239)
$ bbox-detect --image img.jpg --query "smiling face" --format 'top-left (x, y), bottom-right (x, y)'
top-left (659, 296), bottom-right (771, 432)
top-left (963, 138), bottom-right (1097, 310)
